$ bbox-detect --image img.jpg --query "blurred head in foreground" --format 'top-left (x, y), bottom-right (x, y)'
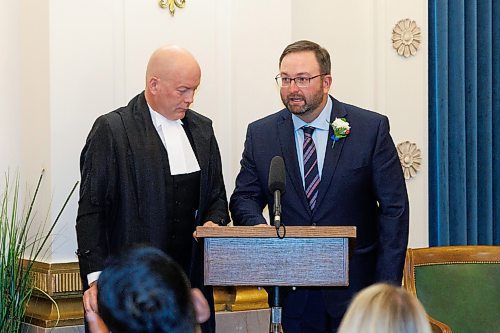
top-left (96, 246), bottom-right (206, 333)
top-left (338, 283), bottom-right (432, 333)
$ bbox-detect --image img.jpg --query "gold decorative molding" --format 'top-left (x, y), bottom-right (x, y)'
top-left (229, 287), bottom-right (269, 311)
top-left (21, 260), bottom-right (84, 328)
top-left (214, 286), bottom-right (234, 311)
top-left (392, 18), bottom-right (421, 57)
top-left (24, 296), bottom-right (84, 328)
top-left (27, 261), bottom-right (83, 295)
top-left (214, 286), bottom-right (269, 312)
top-left (397, 141), bottom-right (422, 180)
top-left (159, 0), bottom-right (186, 16)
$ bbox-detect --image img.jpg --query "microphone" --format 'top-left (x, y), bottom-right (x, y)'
top-left (268, 156), bottom-right (286, 230)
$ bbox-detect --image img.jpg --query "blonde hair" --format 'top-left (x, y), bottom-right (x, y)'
top-left (338, 283), bottom-right (432, 333)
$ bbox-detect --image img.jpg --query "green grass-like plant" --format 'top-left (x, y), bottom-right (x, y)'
top-left (0, 170), bottom-right (78, 332)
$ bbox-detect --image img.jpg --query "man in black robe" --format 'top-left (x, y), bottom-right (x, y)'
top-left (76, 45), bottom-right (229, 333)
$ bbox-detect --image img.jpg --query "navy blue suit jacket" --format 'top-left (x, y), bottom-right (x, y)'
top-left (229, 97), bottom-right (409, 316)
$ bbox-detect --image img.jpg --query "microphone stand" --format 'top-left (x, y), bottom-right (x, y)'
top-left (269, 285), bottom-right (283, 333)
top-left (269, 190), bottom-right (284, 333)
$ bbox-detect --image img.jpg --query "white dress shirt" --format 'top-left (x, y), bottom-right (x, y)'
top-left (149, 106), bottom-right (201, 175)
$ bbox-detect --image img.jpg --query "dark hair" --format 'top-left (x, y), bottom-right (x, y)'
top-left (279, 40), bottom-right (331, 75)
top-left (97, 247), bottom-right (196, 333)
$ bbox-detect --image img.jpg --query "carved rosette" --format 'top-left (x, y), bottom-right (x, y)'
top-left (392, 19), bottom-right (421, 57)
top-left (397, 141), bottom-right (421, 180)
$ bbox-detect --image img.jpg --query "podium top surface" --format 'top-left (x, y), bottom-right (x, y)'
top-left (196, 225), bottom-right (356, 238)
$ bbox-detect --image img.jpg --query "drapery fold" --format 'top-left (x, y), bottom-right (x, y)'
top-left (429, 0), bottom-right (499, 245)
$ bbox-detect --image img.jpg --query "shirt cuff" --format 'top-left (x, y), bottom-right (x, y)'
top-left (87, 271), bottom-right (102, 286)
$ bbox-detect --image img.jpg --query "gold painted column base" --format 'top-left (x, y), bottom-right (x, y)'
top-left (22, 260), bottom-right (84, 328)
top-left (25, 295), bottom-right (84, 328)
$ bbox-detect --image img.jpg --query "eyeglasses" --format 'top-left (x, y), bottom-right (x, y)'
top-left (275, 73), bottom-right (327, 88)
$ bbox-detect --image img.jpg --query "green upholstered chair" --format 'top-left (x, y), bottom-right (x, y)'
top-left (403, 246), bottom-right (500, 333)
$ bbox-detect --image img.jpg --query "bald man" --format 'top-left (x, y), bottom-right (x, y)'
top-left (76, 45), bottom-right (229, 333)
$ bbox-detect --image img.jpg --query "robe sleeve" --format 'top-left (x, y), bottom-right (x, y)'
top-left (76, 116), bottom-right (117, 281)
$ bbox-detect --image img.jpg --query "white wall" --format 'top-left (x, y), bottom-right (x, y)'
top-left (291, 0), bottom-right (428, 247)
top-left (0, 0), bottom-right (428, 263)
top-left (0, 0), bottom-right (21, 172)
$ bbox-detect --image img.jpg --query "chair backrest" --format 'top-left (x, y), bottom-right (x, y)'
top-left (404, 246), bottom-right (500, 333)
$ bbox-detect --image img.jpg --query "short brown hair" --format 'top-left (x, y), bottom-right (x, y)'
top-left (279, 40), bottom-right (331, 74)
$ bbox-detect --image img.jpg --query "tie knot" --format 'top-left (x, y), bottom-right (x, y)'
top-left (302, 126), bottom-right (315, 137)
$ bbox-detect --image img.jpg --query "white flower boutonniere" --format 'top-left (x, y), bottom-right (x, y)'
top-left (328, 117), bottom-right (350, 148)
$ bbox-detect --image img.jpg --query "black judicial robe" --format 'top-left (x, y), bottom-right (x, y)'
top-left (76, 92), bottom-right (229, 330)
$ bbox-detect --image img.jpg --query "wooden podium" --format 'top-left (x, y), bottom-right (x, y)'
top-left (196, 226), bottom-right (356, 287)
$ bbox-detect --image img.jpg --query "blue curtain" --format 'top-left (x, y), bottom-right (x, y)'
top-left (429, 0), bottom-right (499, 246)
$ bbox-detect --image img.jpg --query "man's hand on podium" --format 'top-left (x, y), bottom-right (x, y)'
top-left (193, 221), bottom-right (220, 240)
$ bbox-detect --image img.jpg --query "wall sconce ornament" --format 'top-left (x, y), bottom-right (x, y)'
top-left (392, 18), bottom-right (421, 58)
top-left (159, 0), bottom-right (186, 16)
top-left (397, 141), bottom-right (421, 180)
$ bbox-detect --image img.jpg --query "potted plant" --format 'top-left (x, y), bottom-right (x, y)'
top-left (0, 170), bottom-right (78, 332)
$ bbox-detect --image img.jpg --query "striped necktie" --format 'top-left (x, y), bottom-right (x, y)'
top-left (302, 126), bottom-right (320, 210)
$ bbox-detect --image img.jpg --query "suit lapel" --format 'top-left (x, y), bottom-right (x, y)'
top-left (277, 110), bottom-right (311, 214)
top-left (314, 98), bottom-right (348, 213)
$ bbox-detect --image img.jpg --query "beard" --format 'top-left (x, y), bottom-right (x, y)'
top-left (281, 88), bottom-right (324, 117)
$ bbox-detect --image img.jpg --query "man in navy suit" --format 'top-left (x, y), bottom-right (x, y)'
top-left (229, 40), bottom-right (409, 332)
